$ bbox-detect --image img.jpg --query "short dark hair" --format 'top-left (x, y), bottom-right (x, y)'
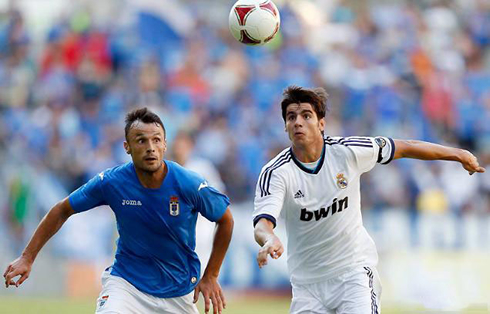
top-left (281, 86), bottom-right (329, 122)
top-left (125, 107), bottom-right (166, 139)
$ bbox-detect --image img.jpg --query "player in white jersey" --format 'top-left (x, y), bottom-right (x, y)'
top-left (253, 86), bottom-right (485, 314)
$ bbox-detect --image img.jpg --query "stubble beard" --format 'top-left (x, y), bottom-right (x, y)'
top-left (138, 159), bottom-right (163, 174)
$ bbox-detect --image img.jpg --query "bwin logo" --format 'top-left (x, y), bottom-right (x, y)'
top-left (122, 199), bottom-right (142, 206)
top-left (300, 196), bottom-right (348, 221)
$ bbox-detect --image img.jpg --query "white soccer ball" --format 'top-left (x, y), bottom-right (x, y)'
top-left (229, 0), bottom-right (280, 45)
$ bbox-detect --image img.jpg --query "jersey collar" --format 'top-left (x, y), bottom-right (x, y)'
top-left (131, 160), bottom-right (170, 190)
top-left (290, 143), bottom-right (325, 174)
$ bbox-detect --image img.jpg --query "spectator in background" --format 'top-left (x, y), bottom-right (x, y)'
top-left (5, 174), bottom-right (31, 254)
top-left (1, 0), bottom-right (490, 260)
top-left (172, 131), bottom-right (227, 274)
top-left (173, 131), bottom-right (226, 192)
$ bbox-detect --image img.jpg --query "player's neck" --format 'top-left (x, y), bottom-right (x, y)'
top-left (291, 139), bottom-right (324, 163)
top-left (135, 163), bottom-right (168, 189)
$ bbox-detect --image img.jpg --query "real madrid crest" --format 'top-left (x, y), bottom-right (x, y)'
top-left (336, 173), bottom-right (348, 189)
top-left (169, 196), bottom-right (180, 216)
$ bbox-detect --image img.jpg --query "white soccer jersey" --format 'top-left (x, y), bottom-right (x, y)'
top-left (253, 135), bottom-right (395, 284)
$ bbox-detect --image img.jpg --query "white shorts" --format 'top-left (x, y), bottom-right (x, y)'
top-left (290, 266), bottom-right (381, 314)
top-left (95, 270), bottom-right (199, 314)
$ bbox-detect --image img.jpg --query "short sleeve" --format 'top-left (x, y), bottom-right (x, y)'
top-left (345, 136), bottom-right (395, 173)
top-left (69, 172), bottom-right (107, 213)
top-left (374, 136), bottom-right (395, 164)
top-left (194, 181), bottom-right (230, 222)
top-left (252, 169), bottom-right (286, 228)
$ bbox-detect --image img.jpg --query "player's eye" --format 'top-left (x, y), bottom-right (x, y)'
top-left (287, 115), bottom-right (295, 121)
top-left (137, 138), bottom-right (145, 144)
top-left (154, 138), bottom-right (161, 143)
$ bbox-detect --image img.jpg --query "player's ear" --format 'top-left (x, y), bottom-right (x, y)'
top-left (123, 141), bottom-right (131, 154)
top-left (319, 118), bottom-right (325, 133)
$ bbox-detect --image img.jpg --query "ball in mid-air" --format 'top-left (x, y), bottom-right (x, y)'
top-left (229, 0), bottom-right (280, 45)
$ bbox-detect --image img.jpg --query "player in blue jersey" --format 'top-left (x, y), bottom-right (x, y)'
top-left (4, 108), bottom-right (234, 314)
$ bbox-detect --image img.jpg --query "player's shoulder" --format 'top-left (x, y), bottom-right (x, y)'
top-left (168, 160), bottom-right (204, 187)
top-left (260, 147), bottom-right (293, 174)
top-left (324, 135), bottom-right (374, 153)
top-left (95, 162), bottom-right (133, 184)
top-left (325, 135), bottom-right (374, 146)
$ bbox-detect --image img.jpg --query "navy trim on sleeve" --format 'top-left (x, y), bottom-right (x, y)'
top-left (381, 137), bottom-right (396, 165)
top-left (253, 214), bottom-right (277, 228)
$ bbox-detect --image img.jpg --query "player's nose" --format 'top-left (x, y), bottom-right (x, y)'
top-left (294, 117), bottom-right (303, 127)
top-left (146, 142), bottom-right (156, 152)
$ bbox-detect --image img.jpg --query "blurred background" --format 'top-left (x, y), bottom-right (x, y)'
top-left (1, 0), bottom-right (490, 312)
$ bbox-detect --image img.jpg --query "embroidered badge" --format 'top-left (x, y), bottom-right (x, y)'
top-left (170, 196), bottom-right (180, 216)
top-left (336, 173), bottom-right (348, 189)
top-left (374, 137), bottom-right (386, 148)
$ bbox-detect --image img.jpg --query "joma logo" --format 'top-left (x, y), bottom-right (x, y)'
top-left (122, 199), bottom-right (142, 206)
top-left (300, 196), bottom-right (348, 221)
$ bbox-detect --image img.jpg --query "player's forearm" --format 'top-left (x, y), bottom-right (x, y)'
top-left (21, 198), bottom-right (75, 263)
top-left (393, 139), bottom-right (464, 161)
top-left (254, 219), bottom-right (276, 247)
top-left (203, 209), bottom-right (234, 278)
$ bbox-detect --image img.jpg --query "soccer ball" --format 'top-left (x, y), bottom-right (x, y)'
top-left (229, 0), bottom-right (280, 45)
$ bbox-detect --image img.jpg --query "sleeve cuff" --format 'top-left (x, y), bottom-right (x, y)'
top-left (253, 214), bottom-right (277, 228)
top-left (381, 137), bottom-right (396, 165)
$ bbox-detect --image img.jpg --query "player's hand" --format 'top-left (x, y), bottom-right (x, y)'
top-left (257, 235), bottom-right (284, 268)
top-left (459, 149), bottom-right (485, 175)
top-left (193, 274), bottom-right (226, 314)
top-left (3, 256), bottom-right (33, 288)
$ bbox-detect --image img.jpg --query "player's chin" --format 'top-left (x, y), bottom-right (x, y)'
top-left (142, 161), bottom-right (162, 172)
top-left (292, 136), bottom-right (308, 146)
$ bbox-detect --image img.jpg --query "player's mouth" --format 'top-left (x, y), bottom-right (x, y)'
top-left (144, 156), bottom-right (158, 162)
top-left (294, 132), bottom-right (305, 137)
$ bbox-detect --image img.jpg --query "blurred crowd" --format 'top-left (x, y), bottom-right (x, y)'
top-left (1, 0), bottom-right (490, 252)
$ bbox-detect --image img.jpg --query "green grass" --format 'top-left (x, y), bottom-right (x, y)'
top-left (0, 296), bottom-right (95, 314)
top-left (0, 295), bottom-right (291, 314)
top-left (205, 296), bottom-right (291, 314)
top-left (0, 296), bottom-right (488, 313)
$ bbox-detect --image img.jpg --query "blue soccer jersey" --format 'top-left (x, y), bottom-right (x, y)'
top-left (68, 161), bottom-right (230, 298)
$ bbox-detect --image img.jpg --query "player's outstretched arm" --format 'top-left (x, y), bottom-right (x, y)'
top-left (3, 197), bottom-right (75, 288)
top-left (194, 208), bottom-right (233, 314)
top-left (393, 139), bottom-right (486, 175)
top-left (254, 218), bottom-right (284, 268)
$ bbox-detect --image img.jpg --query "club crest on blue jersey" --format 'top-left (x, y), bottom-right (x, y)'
top-left (169, 196), bottom-right (180, 216)
top-left (336, 173), bottom-right (348, 189)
